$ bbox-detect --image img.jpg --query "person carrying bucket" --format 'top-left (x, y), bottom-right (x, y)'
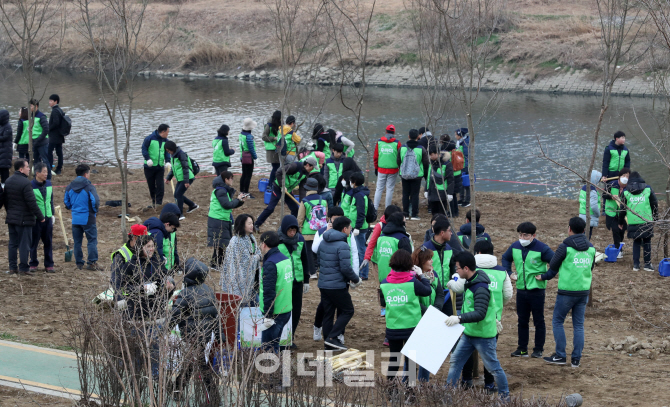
top-left (618, 171), bottom-right (658, 272)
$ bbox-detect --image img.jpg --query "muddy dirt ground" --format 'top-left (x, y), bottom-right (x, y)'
top-left (0, 166), bottom-right (669, 407)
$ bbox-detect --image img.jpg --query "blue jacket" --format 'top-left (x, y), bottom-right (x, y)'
top-left (277, 215), bottom-right (312, 280)
top-left (350, 185), bottom-right (371, 230)
top-left (501, 238), bottom-right (555, 277)
top-left (64, 176), bottom-right (99, 225)
top-left (141, 131), bottom-right (171, 167)
top-left (32, 179), bottom-right (54, 217)
top-left (241, 130), bottom-right (257, 160)
top-left (317, 229), bottom-right (360, 289)
top-left (457, 222), bottom-right (491, 241)
top-left (601, 139), bottom-right (630, 179)
top-left (458, 136), bottom-right (470, 173)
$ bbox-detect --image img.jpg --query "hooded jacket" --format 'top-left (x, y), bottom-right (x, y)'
top-left (169, 258), bottom-right (219, 342)
top-left (317, 229), bottom-right (360, 290)
top-left (260, 246), bottom-right (291, 317)
top-left (374, 134), bottom-right (402, 174)
top-left (141, 130), bottom-right (170, 168)
top-left (48, 105), bottom-right (65, 144)
top-left (64, 176), bottom-right (100, 226)
top-left (350, 185), bottom-right (371, 230)
top-left (207, 176), bottom-right (244, 247)
top-left (459, 270), bottom-right (491, 325)
top-left (457, 135), bottom-right (470, 173)
top-left (275, 161), bottom-right (309, 195)
top-left (619, 174), bottom-right (658, 240)
top-left (166, 147), bottom-right (193, 182)
top-left (396, 139), bottom-right (430, 179)
top-left (144, 217), bottom-right (172, 263)
top-left (379, 220), bottom-right (413, 254)
top-left (601, 139), bottom-right (630, 179)
top-left (540, 233), bottom-right (594, 297)
top-left (475, 254), bottom-right (513, 308)
top-left (380, 271), bottom-right (432, 340)
top-left (278, 215), bottom-right (312, 281)
top-left (579, 170), bottom-right (602, 227)
top-left (0, 110), bottom-right (13, 169)
top-left (4, 171), bottom-right (44, 226)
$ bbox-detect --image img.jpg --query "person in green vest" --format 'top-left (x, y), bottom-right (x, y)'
top-left (421, 217), bottom-right (459, 315)
top-left (373, 212), bottom-right (414, 284)
top-left (501, 222), bottom-right (555, 359)
top-left (380, 249), bottom-right (432, 381)
top-left (619, 171), bottom-right (658, 272)
top-left (143, 212), bottom-right (181, 273)
top-left (536, 217), bottom-right (596, 368)
top-left (14, 107), bottom-right (33, 161)
top-left (212, 124), bottom-right (235, 176)
top-left (324, 143), bottom-right (345, 190)
top-left (28, 99), bottom-right (50, 177)
top-left (297, 178), bottom-right (325, 276)
top-left (141, 124), bottom-right (171, 207)
top-left (578, 169), bottom-right (602, 240)
top-left (425, 146), bottom-right (454, 217)
top-left (277, 215), bottom-right (312, 348)
top-left (257, 231), bottom-right (294, 353)
top-left (312, 123), bottom-right (331, 161)
top-left (207, 171), bottom-right (247, 267)
top-left (445, 251), bottom-right (509, 398)
top-left (238, 118), bottom-right (258, 196)
top-left (347, 172), bottom-right (373, 280)
top-left (29, 162), bottom-right (55, 272)
top-left (604, 168), bottom-right (629, 256)
top-left (164, 140), bottom-right (199, 218)
top-left (397, 129), bottom-right (429, 220)
top-left (278, 115), bottom-right (302, 157)
top-left (601, 131), bottom-right (631, 182)
top-left (262, 111), bottom-right (283, 189)
top-left (373, 124), bottom-right (401, 210)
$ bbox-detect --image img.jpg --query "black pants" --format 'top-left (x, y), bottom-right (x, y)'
top-left (8, 224), bottom-right (33, 272)
top-left (174, 178), bottom-right (196, 215)
top-left (516, 289), bottom-right (546, 352)
top-left (211, 247), bottom-right (225, 268)
top-left (0, 168), bottom-right (9, 183)
top-left (320, 287), bottom-right (354, 341)
top-left (461, 177), bottom-right (471, 204)
top-left (292, 280), bottom-right (303, 334)
top-left (387, 338), bottom-right (407, 379)
top-left (268, 163), bottom-right (281, 190)
top-left (144, 166), bottom-right (165, 205)
top-left (213, 162), bottom-right (230, 176)
top-left (256, 186), bottom-right (299, 227)
top-left (449, 195), bottom-right (459, 217)
top-left (34, 144), bottom-right (50, 180)
top-left (18, 148), bottom-right (29, 161)
top-left (48, 142), bottom-right (63, 172)
top-left (632, 236), bottom-right (652, 267)
top-left (453, 173), bottom-right (463, 204)
top-left (401, 178), bottom-right (421, 218)
top-left (588, 226), bottom-right (593, 240)
top-left (462, 335), bottom-right (497, 386)
top-left (606, 215), bottom-right (626, 248)
top-left (30, 220), bottom-right (54, 268)
top-left (305, 240), bottom-right (316, 275)
top-left (240, 162), bottom-right (254, 193)
top-left (314, 285), bottom-right (348, 329)
top-left (430, 201), bottom-right (446, 217)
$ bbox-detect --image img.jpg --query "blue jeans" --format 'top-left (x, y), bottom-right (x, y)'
top-left (552, 294), bottom-right (588, 360)
top-left (72, 223), bottom-right (98, 265)
top-left (446, 335), bottom-right (508, 396)
top-left (261, 311), bottom-right (291, 353)
top-left (354, 231), bottom-right (368, 279)
top-left (174, 178), bottom-right (196, 215)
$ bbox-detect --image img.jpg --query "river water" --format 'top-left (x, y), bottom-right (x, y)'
top-left (0, 69), bottom-right (667, 198)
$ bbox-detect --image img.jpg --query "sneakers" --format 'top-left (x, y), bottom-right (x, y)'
top-left (324, 337), bottom-right (347, 351)
top-left (510, 349), bottom-right (529, 357)
top-left (310, 273), bottom-right (318, 280)
top-left (178, 216), bottom-right (186, 221)
top-left (644, 264), bottom-right (654, 272)
top-left (633, 265), bottom-right (640, 272)
top-left (186, 204), bottom-right (199, 213)
top-left (543, 353), bottom-right (567, 365)
top-left (484, 383), bottom-right (497, 394)
top-left (6, 269), bottom-right (18, 275)
top-left (337, 334), bottom-right (345, 345)
top-left (571, 358), bottom-right (580, 368)
top-left (29, 266), bottom-right (38, 272)
top-left (313, 326), bottom-right (322, 341)
top-left (76, 264), bottom-right (84, 270)
top-left (45, 267), bottom-right (55, 273)
top-left (617, 251), bottom-right (623, 259)
top-left (290, 343), bottom-right (298, 350)
top-left (383, 338), bottom-right (389, 346)
top-left (461, 202), bottom-right (471, 207)
top-left (380, 308), bottom-right (386, 317)
top-left (410, 217), bottom-right (420, 221)
top-left (86, 262), bottom-right (101, 271)
top-left (531, 350), bottom-right (543, 358)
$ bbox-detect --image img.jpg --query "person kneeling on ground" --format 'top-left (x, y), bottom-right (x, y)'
top-left (144, 212), bottom-right (180, 273)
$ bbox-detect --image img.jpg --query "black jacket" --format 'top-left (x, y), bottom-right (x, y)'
top-left (261, 247), bottom-right (289, 317)
top-left (333, 158), bottom-right (361, 205)
top-left (350, 185), bottom-right (371, 230)
top-left (207, 177), bottom-right (244, 247)
top-left (3, 171), bottom-right (44, 226)
top-left (0, 110), bottom-right (12, 169)
top-left (396, 139), bottom-right (430, 180)
top-left (275, 162), bottom-right (309, 197)
top-left (619, 175), bottom-right (658, 240)
top-left (277, 215), bottom-right (313, 281)
top-left (426, 153), bottom-right (455, 201)
top-left (317, 229), bottom-right (360, 290)
top-left (459, 270), bottom-right (492, 324)
top-left (166, 148), bottom-right (192, 182)
top-left (601, 140), bottom-right (631, 179)
top-left (540, 233), bottom-right (594, 297)
top-left (169, 258), bottom-right (219, 343)
top-left (380, 220), bottom-right (413, 254)
top-left (48, 105), bottom-right (65, 144)
top-left (32, 111), bottom-right (50, 147)
top-left (212, 135), bottom-right (235, 166)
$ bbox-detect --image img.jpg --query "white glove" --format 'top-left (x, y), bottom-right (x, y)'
top-left (510, 273), bottom-right (518, 281)
top-left (116, 299), bottom-right (127, 310)
top-left (452, 273), bottom-right (459, 279)
top-left (424, 192), bottom-right (428, 199)
top-left (146, 159), bottom-right (154, 167)
top-left (353, 229), bottom-right (360, 236)
top-left (143, 282), bottom-right (158, 296)
top-left (447, 277), bottom-right (465, 293)
top-left (303, 284), bottom-right (310, 294)
top-left (496, 320), bottom-right (503, 334)
top-left (349, 279), bottom-right (362, 288)
top-left (360, 259), bottom-right (369, 269)
top-left (444, 315), bottom-right (460, 327)
top-left (448, 194), bottom-right (453, 202)
top-left (412, 265), bottom-right (423, 275)
top-left (258, 318), bottom-right (275, 332)
top-left (51, 216), bottom-right (55, 225)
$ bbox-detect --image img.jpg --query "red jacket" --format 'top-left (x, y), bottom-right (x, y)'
top-left (364, 215), bottom-right (386, 261)
top-left (374, 135), bottom-right (401, 175)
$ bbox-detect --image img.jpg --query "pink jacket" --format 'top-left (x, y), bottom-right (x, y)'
top-left (364, 215), bottom-right (387, 261)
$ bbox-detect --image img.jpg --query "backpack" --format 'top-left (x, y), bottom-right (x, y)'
top-left (400, 147), bottom-right (421, 180)
top-left (365, 196), bottom-right (377, 224)
top-left (59, 108), bottom-right (72, 136)
top-left (451, 149), bottom-right (464, 171)
top-left (308, 198), bottom-right (328, 231)
top-left (461, 234), bottom-right (488, 250)
top-left (189, 156), bottom-right (200, 175)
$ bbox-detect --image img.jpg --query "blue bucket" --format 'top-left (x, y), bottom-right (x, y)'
top-left (604, 244), bottom-right (619, 262)
top-left (294, 195), bottom-right (300, 202)
top-left (258, 178), bottom-right (269, 192)
top-left (462, 173), bottom-right (476, 187)
top-left (659, 258), bottom-right (670, 277)
top-left (264, 189), bottom-right (272, 205)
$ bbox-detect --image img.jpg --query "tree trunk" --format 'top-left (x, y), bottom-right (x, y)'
top-left (466, 113), bottom-right (476, 253)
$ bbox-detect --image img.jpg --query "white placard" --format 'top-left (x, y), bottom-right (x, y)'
top-left (401, 306), bottom-right (465, 375)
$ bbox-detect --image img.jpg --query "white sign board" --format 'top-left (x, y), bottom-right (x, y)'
top-left (239, 307), bottom-right (292, 348)
top-left (401, 306), bottom-right (465, 375)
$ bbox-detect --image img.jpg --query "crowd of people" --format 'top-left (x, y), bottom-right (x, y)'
top-left (0, 101), bottom-right (661, 399)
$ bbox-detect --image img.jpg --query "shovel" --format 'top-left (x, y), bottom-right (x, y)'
top-left (55, 205), bottom-right (72, 262)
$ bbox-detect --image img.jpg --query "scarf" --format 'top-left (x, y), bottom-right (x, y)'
top-left (220, 234), bottom-right (261, 304)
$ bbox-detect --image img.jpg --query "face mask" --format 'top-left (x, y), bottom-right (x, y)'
top-left (341, 180), bottom-right (347, 187)
top-left (519, 238), bottom-right (532, 247)
top-left (620, 177), bottom-right (628, 185)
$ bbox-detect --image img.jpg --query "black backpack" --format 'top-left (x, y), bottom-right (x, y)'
top-left (461, 234), bottom-right (488, 250)
top-left (365, 196), bottom-right (377, 224)
top-left (189, 156), bottom-right (200, 175)
top-left (58, 107), bottom-right (72, 136)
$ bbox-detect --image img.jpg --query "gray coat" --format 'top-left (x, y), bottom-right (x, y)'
top-left (262, 122), bottom-right (280, 164)
top-left (317, 229), bottom-right (360, 290)
top-left (207, 176), bottom-right (243, 248)
top-left (579, 170), bottom-right (602, 227)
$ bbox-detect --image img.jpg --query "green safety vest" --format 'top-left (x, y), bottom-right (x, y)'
top-left (373, 235), bottom-right (400, 282)
top-left (275, 170), bottom-right (306, 191)
top-left (163, 232), bottom-right (176, 271)
top-left (608, 149), bottom-right (628, 173)
top-left (264, 127), bottom-right (278, 151)
top-left (624, 188), bottom-right (653, 225)
top-left (171, 153), bottom-right (194, 182)
top-left (462, 281), bottom-right (497, 338)
top-left (33, 185), bottom-right (52, 218)
top-left (512, 248), bottom-right (547, 290)
top-left (347, 193), bottom-right (369, 230)
top-left (278, 242), bottom-right (305, 283)
top-left (208, 188), bottom-right (232, 221)
top-left (579, 187), bottom-right (600, 216)
top-left (427, 164), bottom-right (448, 192)
top-left (146, 139), bottom-right (165, 167)
top-left (259, 258), bottom-right (293, 315)
top-left (300, 196), bottom-right (324, 236)
top-left (321, 140), bottom-right (331, 160)
top-left (212, 138), bottom-right (231, 164)
top-left (381, 281), bottom-right (422, 330)
top-left (343, 145), bottom-right (355, 158)
top-left (400, 146), bottom-right (424, 178)
top-left (604, 185), bottom-right (620, 217)
top-left (18, 119), bottom-right (42, 145)
top-left (557, 246), bottom-right (595, 292)
top-left (239, 133), bottom-right (253, 152)
top-left (111, 244), bottom-right (133, 262)
top-left (377, 141), bottom-right (399, 169)
top-left (325, 159), bottom-right (342, 189)
top-left (341, 191), bottom-right (352, 217)
top-left (427, 243), bottom-right (452, 285)
top-left (285, 130), bottom-right (297, 155)
top-left (479, 268), bottom-right (506, 320)
top-left (418, 276), bottom-right (439, 311)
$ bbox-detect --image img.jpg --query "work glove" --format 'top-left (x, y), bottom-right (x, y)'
top-left (349, 279), bottom-right (362, 288)
top-left (412, 265), bottom-right (423, 275)
top-left (303, 284), bottom-right (310, 294)
top-left (146, 159), bottom-right (154, 167)
top-left (444, 315), bottom-right (460, 327)
top-left (353, 229), bottom-right (360, 236)
top-left (116, 299), bottom-right (127, 310)
top-left (448, 194), bottom-right (453, 202)
top-left (51, 216), bottom-right (55, 225)
top-left (360, 259), bottom-right (369, 270)
top-left (510, 272), bottom-right (518, 281)
top-left (424, 192), bottom-right (428, 199)
top-left (447, 276), bottom-right (465, 293)
top-left (143, 282), bottom-right (158, 296)
top-left (258, 318), bottom-right (275, 332)
top-left (496, 320), bottom-right (503, 334)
